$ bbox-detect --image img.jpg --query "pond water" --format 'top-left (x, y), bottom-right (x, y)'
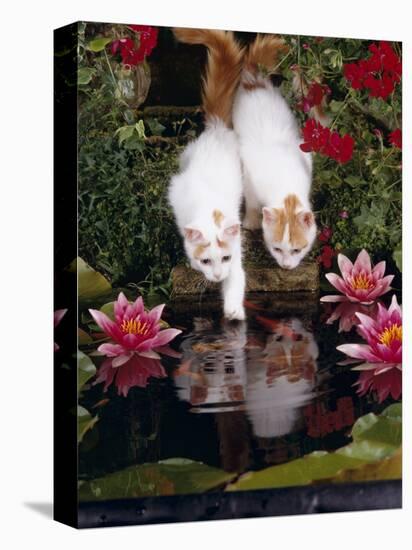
top-left (78, 292), bottom-right (394, 499)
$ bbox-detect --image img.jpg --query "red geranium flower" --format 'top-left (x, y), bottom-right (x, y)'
top-left (389, 128), bottom-right (402, 149)
top-left (300, 82), bottom-right (330, 112)
top-left (318, 245), bottom-right (336, 269)
top-left (111, 26), bottom-right (158, 66)
top-left (343, 41), bottom-right (401, 100)
top-left (300, 119), bottom-right (354, 164)
top-left (319, 226), bottom-right (333, 242)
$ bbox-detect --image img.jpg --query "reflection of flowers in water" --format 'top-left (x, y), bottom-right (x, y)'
top-left (246, 318), bottom-right (319, 438)
top-left (95, 355), bottom-right (166, 397)
top-left (54, 308), bottom-right (67, 351)
top-left (89, 292), bottom-right (181, 393)
top-left (324, 301), bottom-right (379, 333)
top-left (321, 249), bottom-right (393, 305)
top-left (337, 295), bottom-right (402, 402)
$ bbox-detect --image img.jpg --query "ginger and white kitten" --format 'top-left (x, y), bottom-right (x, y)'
top-left (169, 29), bottom-right (246, 320)
top-left (233, 35), bottom-right (317, 270)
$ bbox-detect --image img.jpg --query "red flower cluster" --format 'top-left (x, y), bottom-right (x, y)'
top-left (389, 128), bottom-right (402, 150)
top-left (317, 226), bottom-right (335, 269)
top-left (319, 226), bottom-right (333, 242)
top-left (344, 41), bottom-right (401, 100)
top-left (298, 82), bottom-right (330, 113)
top-left (111, 25), bottom-right (158, 66)
top-left (300, 118), bottom-right (354, 164)
top-left (318, 245), bottom-right (335, 269)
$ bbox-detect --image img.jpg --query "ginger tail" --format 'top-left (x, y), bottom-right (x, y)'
top-left (242, 34), bottom-right (289, 90)
top-left (173, 28), bottom-right (244, 126)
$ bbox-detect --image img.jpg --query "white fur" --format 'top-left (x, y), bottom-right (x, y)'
top-left (233, 77), bottom-right (317, 269)
top-left (168, 120), bottom-right (245, 320)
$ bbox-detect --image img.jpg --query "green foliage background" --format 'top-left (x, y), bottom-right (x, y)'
top-left (78, 24), bottom-right (402, 296)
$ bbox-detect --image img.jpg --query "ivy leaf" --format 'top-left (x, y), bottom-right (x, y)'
top-left (78, 67), bottom-right (96, 86)
top-left (87, 37), bottom-right (112, 52)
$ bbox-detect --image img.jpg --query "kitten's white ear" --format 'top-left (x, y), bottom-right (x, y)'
top-left (299, 211), bottom-right (315, 228)
top-left (262, 207), bottom-right (277, 224)
top-left (224, 224), bottom-right (240, 238)
top-left (184, 226), bottom-right (204, 242)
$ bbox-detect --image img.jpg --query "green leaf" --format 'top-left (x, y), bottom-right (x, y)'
top-left (78, 67), bottom-right (95, 86)
top-left (381, 402), bottom-right (402, 421)
top-left (350, 412), bottom-right (402, 447)
top-left (78, 405), bottom-right (98, 443)
top-left (79, 459), bottom-right (235, 501)
top-left (99, 301), bottom-right (115, 320)
top-left (344, 175), bottom-right (364, 187)
top-left (146, 118), bottom-right (166, 136)
top-left (67, 257), bottom-right (111, 304)
top-left (226, 405), bottom-right (401, 492)
top-left (135, 120), bottom-right (146, 140)
top-left (87, 37), bottom-right (112, 52)
top-left (393, 246), bottom-right (402, 271)
top-left (78, 351), bottom-right (97, 394)
top-left (333, 449), bottom-right (401, 483)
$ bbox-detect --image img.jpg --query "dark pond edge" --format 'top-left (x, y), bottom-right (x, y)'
top-left (77, 479), bottom-right (401, 529)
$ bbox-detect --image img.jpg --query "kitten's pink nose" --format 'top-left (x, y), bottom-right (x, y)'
top-left (282, 261), bottom-right (293, 270)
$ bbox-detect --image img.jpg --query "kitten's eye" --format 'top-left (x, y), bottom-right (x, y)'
top-left (200, 258), bottom-right (211, 265)
top-left (273, 247), bottom-right (282, 253)
top-left (292, 248), bottom-right (302, 254)
top-left (222, 255), bottom-right (231, 263)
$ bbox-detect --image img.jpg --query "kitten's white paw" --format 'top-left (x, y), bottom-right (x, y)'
top-left (224, 304), bottom-right (246, 321)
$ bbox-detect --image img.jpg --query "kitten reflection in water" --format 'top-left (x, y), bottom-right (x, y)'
top-left (246, 318), bottom-right (319, 438)
top-left (173, 318), bottom-right (248, 412)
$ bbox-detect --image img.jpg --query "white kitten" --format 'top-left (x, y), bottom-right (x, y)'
top-left (233, 35), bottom-right (317, 270)
top-left (169, 29), bottom-right (246, 320)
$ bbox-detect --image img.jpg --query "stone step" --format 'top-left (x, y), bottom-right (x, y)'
top-left (171, 229), bottom-right (319, 297)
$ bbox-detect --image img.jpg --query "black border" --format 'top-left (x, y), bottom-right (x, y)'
top-left (54, 22), bottom-right (79, 528)
top-left (78, 480), bottom-right (401, 529)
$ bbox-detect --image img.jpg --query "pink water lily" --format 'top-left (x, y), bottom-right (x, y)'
top-left (89, 292), bottom-right (182, 366)
top-left (337, 295), bottom-right (402, 365)
top-left (95, 356), bottom-right (166, 396)
top-left (54, 308), bottom-right (67, 351)
top-left (320, 249), bottom-right (393, 305)
top-left (336, 295), bottom-right (402, 402)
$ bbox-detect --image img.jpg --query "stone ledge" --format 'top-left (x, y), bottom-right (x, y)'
top-left (171, 262), bottom-right (319, 297)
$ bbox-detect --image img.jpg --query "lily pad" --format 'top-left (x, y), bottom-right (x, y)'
top-left (78, 405), bottom-right (98, 444)
top-left (67, 257), bottom-right (111, 304)
top-left (78, 351), bottom-right (97, 394)
top-left (79, 459), bottom-right (235, 501)
top-left (227, 404), bottom-right (401, 492)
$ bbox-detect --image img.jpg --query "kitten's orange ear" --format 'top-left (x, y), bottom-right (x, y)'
top-left (184, 227), bottom-right (204, 242)
top-left (224, 223), bottom-right (240, 237)
top-left (262, 207), bottom-right (277, 224)
top-left (299, 211), bottom-right (315, 228)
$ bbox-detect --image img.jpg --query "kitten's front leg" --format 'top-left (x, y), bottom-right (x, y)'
top-left (222, 256), bottom-right (246, 321)
top-left (243, 179), bottom-right (261, 230)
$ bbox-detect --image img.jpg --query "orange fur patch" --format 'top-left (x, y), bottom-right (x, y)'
top-left (173, 28), bottom-right (244, 127)
top-left (194, 242), bottom-right (211, 259)
top-left (244, 34), bottom-right (289, 82)
top-left (269, 195), bottom-right (308, 248)
top-left (213, 209), bottom-right (224, 227)
top-left (216, 237), bottom-right (228, 249)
